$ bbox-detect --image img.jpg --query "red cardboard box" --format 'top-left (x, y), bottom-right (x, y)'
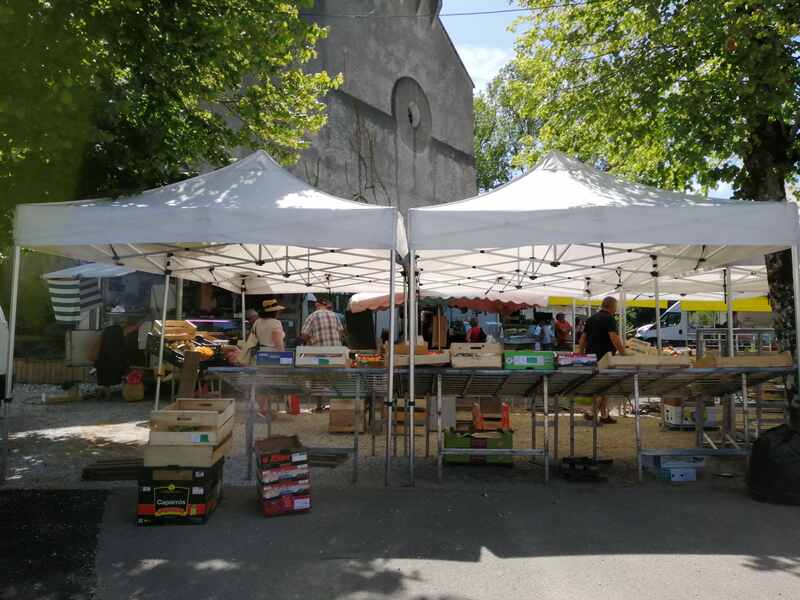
top-left (259, 494), bottom-right (311, 517)
top-left (258, 479), bottom-right (311, 500)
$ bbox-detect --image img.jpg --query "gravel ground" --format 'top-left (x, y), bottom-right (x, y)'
top-left (2, 384), bottom-right (708, 489)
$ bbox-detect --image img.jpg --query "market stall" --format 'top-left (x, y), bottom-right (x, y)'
top-left (3, 150), bottom-right (407, 488)
top-left (405, 150), bottom-right (800, 484)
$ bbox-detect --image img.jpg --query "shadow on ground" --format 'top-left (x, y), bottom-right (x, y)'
top-left (94, 474), bottom-right (800, 600)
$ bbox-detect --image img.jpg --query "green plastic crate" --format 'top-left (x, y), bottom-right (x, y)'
top-left (443, 430), bottom-right (513, 464)
top-left (503, 351), bottom-right (555, 370)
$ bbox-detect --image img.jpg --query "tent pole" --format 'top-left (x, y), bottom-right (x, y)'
top-left (385, 217), bottom-right (398, 487)
top-left (619, 282), bottom-right (626, 340)
top-left (408, 247), bottom-right (417, 486)
top-left (240, 280), bottom-right (247, 341)
top-left (154, 271), bottom-right (171, 410)
top-left (403, 273), bottom-right (409, 342)
top-left (176, 277), bottom-right (184, 319)
top-left (2, 246), bottom-right (21, 484)
top-left (790, 245), bottom-right (800, 426)
top-left (653, 259), bottom-right (662, 351)
top-left (725, 268), bottom-right (735, 357)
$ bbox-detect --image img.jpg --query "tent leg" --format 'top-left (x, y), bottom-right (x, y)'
top-left (154, 271), bottom-right (171, 410)
top-left (571, 298), bottom-right (577, 350)
top-left (240, 282), bottom-right (247, 341)
top-left (725, 268), bottom-right (735, 356)
top-left (2, 246), bottom-right (21, 484)
top-left (408, 247), bottom-right (417, 486)
top-left (176, 277), bottom-right (184, 319)
top-left (385, 243), bottom-right (398, 487)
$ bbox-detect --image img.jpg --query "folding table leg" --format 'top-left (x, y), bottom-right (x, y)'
top-left (437, 375), bottom-right (443, 483)
top-left (741, 373), bottom-right (749, 445)
top-left (247, 382), bottom-right (255, 481)
top-left (352, 378), bottom-right (360, 484)
top-left (543, 376), bottom-right (549, 484)
top-left (592, 397), bottom-right (599, 460)
top-left (634, 374), bottom-right (642, 483)
top-left (569, 397), bottom-right (575, 458)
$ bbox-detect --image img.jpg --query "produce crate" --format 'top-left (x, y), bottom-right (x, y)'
top-left (294, 346), bottom-right (350, 367)
top-left (143, 434), bottom-right (233, 467)
top-left (150, 398), bottom-right (235, 431)
top-left (694, 351), bottom-right (793, 368)
top-left (152, 320), bottom-right (198, 341)
top-left (392, 342), bottom-right (429, 355)
top-left (555, 352), bottom-right (597, 367)
top-left (259, 494), bottom-right (311, 517)
top-left (443, 430), bottom-right (513, 464)
top-left (355, 353), bottom-right (385, 368)
top-left (598, 353), bottom-right (691, 369)
top-left (663, 404), bottom-right (720, 428)
top-left (137, 457), bottom-right (224, 525)
top-left (255, 435), bottom-right (308, 467)
top-left (450, 343), bottom-right (503, 369)
top-left (657, 467), bottom-right (697, 482)
top-left (503, 351), bottom-right (555, 370)
top-left (395, 350), bottom-right (450, 367)
top-left (149, 415), bottom-right (234, 446)
top-left (257, 478), bottom-right (311, 500)
top-left (256, 351), bottom-right (294, 366)
top-left (328, 399), bottom-right (365, 433)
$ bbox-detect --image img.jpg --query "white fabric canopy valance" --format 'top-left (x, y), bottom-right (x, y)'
top-left (407, 152), bottom-right (798, 299)
top-left (15, 151), bottom-right (406, 294)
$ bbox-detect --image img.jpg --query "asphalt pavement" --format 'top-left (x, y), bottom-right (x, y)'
top-left (94, 474), bottom-right (800, 600)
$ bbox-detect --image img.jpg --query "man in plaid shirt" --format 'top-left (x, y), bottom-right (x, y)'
top-left (301, 296), bottom-right (343, 346)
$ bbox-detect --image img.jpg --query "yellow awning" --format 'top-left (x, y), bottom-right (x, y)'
top-left (679, 296), bottom-right (772, 313)
top-left (548, 296), bottom-right (668, 309)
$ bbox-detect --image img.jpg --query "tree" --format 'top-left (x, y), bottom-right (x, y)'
top-left (0, 0), bottom-right (339, 246)
top-left (508, 1), bottom-right (800, 359)
top-left (473, 68), bottom-right (536, 191)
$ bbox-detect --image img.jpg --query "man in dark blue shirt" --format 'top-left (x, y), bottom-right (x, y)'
top-left (578, 296), bottom-right (626, 424)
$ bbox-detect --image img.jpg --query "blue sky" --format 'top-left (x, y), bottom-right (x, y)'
top-left (440, 0), bottom-right (519, 91)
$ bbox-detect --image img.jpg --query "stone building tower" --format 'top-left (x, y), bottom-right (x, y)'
top-left (292, 0), bottom-right (477, 213)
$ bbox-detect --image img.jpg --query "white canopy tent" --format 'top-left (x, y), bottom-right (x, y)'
top-left (5, 151), bottom-right (407, 430)
top-left (402, 151), bottom-right (800, 484)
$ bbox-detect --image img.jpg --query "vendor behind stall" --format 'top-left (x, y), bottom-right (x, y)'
top-left (301, 296), bottom-right (343, 346)
top-left (91, 324), bottom-right (129, 399)
top-left (577, 296), bottom-right (626, 424)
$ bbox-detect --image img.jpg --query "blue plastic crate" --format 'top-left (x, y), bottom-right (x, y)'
top-left (256, 351), bottom-right (294, 366)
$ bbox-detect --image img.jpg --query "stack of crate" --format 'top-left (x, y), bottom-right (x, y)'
top-left (255, 435), bottom-right (311, 517)
top-left (394, 397), bottom-right (427, 437)
top-left (137, 398), bottom-right (234, 525)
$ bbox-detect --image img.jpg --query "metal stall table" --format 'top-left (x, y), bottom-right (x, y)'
top-left (407, 368), bottom-right (596, 484)
top-left (575, 367), bottom-right (793, 482)
top-left (208, 366), bottom-right (388, 483)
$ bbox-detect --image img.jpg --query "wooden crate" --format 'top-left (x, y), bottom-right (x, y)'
top-left (149, 415), bottom-right (234, 446)
top-left (150, 398), bottom-right (235, 430)
top-left (598, 353), bottom-right (691, 369)
top-left (694, 352), bottom-right (793, 368)
top-left (153, 320), bottom-right (198, 341)
top-left (328, 398), bottom-right (365, 433)
top-left (450, 343), bottom-right (503, 369)
top-left (394, 350), bottom-right (450, 367)
top-left (143, 434), bottom-right (233, 467)
top-left (295, 346), bottom-right (350, 367)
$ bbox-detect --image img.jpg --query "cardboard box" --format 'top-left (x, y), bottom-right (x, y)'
top-left (254, 435), bottom-right (308, 467)
top-left (143, 434), bottom-right (233, 467)
top-left (259, 463), bottom-right (310, 483)
top-left (393, 342), bottom-right (429, 356)
top-left (137, 458), bottom-right (224, 525)
top-left (257, 478), bottom-right (311, 500)
top-left (694, 351), bottom-right (793, 368)
top-left (259, 493), bottom-right (311, 517)
top-left (256, 351), bottom-right (294, 366)
top-left (329, 409), bottom-right (365, 433)
top-left (152, 320), bottom-right (198, 341)
top-left (450, 343), bottom-right (503, 369)
top-left (150, 398), bottom-right (235, 430)
top-left (556, 353), bottom-right (597, 367)
top-left (663, 404), bottom-right (720, 427)
top-left (294, 346), bottom-right (350, 367)
top-left (658, 467), bottom-right (697, 482)
top-left (444, 430), bottom-right (513, 464)
top-left (503, 351), bottom-right (555, 370)
top-left (394, 350), bottom-right (450, 367)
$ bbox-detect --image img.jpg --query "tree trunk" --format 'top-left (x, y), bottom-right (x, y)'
top-left (740, 125), bottom-right (798, 428)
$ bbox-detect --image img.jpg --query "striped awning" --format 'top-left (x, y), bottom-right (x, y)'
top-left (47, 278), bottom-right (103, 323)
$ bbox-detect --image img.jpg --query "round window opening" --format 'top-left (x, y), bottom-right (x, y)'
top-left (407, 102), bottom-right (421, 129)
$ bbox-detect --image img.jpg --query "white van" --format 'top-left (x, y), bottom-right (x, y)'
top-left (634, 301), bottom-right (772, 347)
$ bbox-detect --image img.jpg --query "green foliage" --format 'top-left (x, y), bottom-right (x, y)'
top-left (473, 68), bottom-right (537, 191)
top-left (509, 0), bottom-right (800, 199)
top-left (0, 0), bottom-right (339, 244)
